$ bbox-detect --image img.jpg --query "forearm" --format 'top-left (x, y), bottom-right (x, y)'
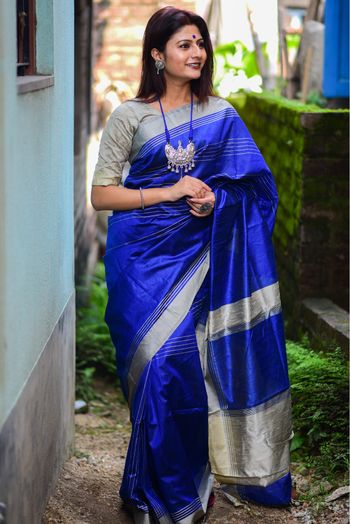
top-left (90, 184), bottom-right (172, 211)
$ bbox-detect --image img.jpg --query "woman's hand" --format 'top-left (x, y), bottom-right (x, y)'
top-left (186, 191), bottom-right (215, 218)
top-left (167, 175), bottom-right (212, 202)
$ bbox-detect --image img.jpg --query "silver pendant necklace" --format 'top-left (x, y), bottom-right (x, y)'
top-left (158, 92), bottom-right (195, 176)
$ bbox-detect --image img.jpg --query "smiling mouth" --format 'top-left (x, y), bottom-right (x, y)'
top-left (186, 63), bottom-right (201, 68)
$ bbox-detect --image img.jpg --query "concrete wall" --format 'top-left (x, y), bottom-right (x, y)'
top-left (0, 1), bottom-right (75, 522)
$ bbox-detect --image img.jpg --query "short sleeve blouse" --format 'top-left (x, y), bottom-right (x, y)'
top-left (92, 101), bottom-right (139, 186)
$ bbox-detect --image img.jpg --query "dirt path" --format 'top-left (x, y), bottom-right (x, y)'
top-left (42, 378), bottom-right (348, 524)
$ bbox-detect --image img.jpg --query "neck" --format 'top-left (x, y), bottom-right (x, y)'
top-left (161, 78), bottom-right (192, 105)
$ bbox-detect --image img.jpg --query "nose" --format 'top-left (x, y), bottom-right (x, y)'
top-left (191, 44), bottom-right (202, 58)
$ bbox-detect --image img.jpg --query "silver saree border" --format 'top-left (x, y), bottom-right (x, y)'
top-left (197, 281), bottom-right (294, 487)
top-left (208, 281), bottom-right (282, 341)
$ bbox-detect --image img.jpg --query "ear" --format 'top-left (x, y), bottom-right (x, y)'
top-left (151, 48), bottom-right (164, 62)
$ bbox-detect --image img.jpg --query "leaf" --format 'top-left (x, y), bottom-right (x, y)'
top-left (290, 433), bottom-right (304, 451)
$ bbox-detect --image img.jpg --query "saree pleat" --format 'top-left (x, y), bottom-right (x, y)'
top-left (117, 274), bottom-right (214, 523)
top-left (102, 98), bottom-right (293, 522)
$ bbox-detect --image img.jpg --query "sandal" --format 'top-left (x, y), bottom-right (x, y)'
top-left (207, 491), bottom-right (216, 508)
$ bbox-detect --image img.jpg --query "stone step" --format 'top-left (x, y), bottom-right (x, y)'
top-left (300, 298), bottom-right (349, 357)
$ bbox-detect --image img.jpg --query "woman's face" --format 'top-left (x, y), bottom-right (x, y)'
top-left (157, 24), bottom-right (207, 83)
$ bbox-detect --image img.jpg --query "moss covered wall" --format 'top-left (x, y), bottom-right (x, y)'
top-left (228, 92), bottom-right (349, 334)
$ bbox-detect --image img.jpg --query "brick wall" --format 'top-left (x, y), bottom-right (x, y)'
top-left (93, 0), bottom-right (196, 99)
top-left (300, 112), bottom-right (349, 306)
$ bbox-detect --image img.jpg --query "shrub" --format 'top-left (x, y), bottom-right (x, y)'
top-left (286, 339), bottom-right (349, 475)
top-left (76, 261), bottom-right (117, 402)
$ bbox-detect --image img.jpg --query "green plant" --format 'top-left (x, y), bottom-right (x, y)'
top-left (305, 89), bottom-right (328, 108)
top-left (214, 40), bottom-right (268, 96)
top-left (76, 261), bottom-right (117, 402)
top-left (286, 340), bottom-right (349, 475)
top-left (285, 33), bottom-right (301, 51)
top-left (76, 365), bottom-right (99, 403)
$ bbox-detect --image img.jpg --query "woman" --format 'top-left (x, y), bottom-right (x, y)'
top-left (91, 6), bottom-right (294, 523)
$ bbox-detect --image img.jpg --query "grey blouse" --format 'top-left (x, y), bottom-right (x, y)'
top-left (92, 96), bottom-right (232, 187)
top-left (92, 101), bottom-right (139, 187)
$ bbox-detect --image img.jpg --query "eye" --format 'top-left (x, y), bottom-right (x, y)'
top-left (179, 43), bottom-right (190, 49)
top-left (198, 41), bottom-right (205, 49)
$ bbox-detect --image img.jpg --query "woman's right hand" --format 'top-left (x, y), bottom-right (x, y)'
top-left (167, 175), bottom-right (212, 202)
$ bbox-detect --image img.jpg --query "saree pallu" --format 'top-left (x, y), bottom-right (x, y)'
top-left (103, 99), bottom-right (294, 523)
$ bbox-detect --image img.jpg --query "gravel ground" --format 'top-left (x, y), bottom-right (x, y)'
top-left (42, 378), bottom-right (349, 524)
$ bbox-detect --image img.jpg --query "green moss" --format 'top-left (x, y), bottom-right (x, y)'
top-left (233, 91), bottom-right (349, 114)
top-left (227, 92), bottom-right (247, 110)
top-left (227, 93), bottom-right (306, 250)
top-left (227, 92), bottom-right (348, 246)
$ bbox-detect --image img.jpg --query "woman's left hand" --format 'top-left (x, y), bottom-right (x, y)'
top-left (186, 191), bottom-right (215, 218)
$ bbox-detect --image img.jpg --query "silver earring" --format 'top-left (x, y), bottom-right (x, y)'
top-left (155, 59), bottom-right (165, 75)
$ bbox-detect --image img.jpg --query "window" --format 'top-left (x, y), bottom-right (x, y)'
top-left (17, 0), bottom-right (36, 76)
top-left (16, 0), bottom-right (54, 94)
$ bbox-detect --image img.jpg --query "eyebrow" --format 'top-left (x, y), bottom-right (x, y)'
top-left (176, 38), bottom-right (204, 44)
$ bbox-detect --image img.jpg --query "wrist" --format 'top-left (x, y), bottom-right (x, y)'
top-left (162, 187), bottom-right (175, 202)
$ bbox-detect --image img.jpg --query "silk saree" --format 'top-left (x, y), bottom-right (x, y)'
top-left (101, 96), bottom-right (294, 523)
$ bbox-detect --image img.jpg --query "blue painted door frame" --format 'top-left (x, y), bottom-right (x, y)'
top-left (323, 0), bottom-right (349, 97)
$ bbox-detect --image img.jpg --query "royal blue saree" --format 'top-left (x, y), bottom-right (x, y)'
top-left (102, 96), bottom-right (294, 523)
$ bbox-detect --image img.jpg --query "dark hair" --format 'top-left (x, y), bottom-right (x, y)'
top-left (136, 6), bottom-right (214, 103)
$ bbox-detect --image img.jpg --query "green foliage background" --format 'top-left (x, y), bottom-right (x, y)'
top-left (213, 40), bottom-right (267, 94)
top-left (286, 341), bottom-right (349, 476)
top-left (76, 261), bottom-right (116, 402)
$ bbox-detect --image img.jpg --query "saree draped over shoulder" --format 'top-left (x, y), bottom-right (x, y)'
top-left (98, 97), bottom-right (294, 523)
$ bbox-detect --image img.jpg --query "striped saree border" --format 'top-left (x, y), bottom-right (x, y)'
top-left (136, 107), bottom-right (239, 161)
top-left (129, 463), bottom-right (213, 524)
top-left (196, 281), bottom-right (293, 488)
top-left (207, 389), bottom-right (293, 487)
top-left (172, 463), bottom-right (213, 523)
top-left (127, 243), bottom-right (211, 409)
top-left (208, 282), bottom-right (282, 341)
